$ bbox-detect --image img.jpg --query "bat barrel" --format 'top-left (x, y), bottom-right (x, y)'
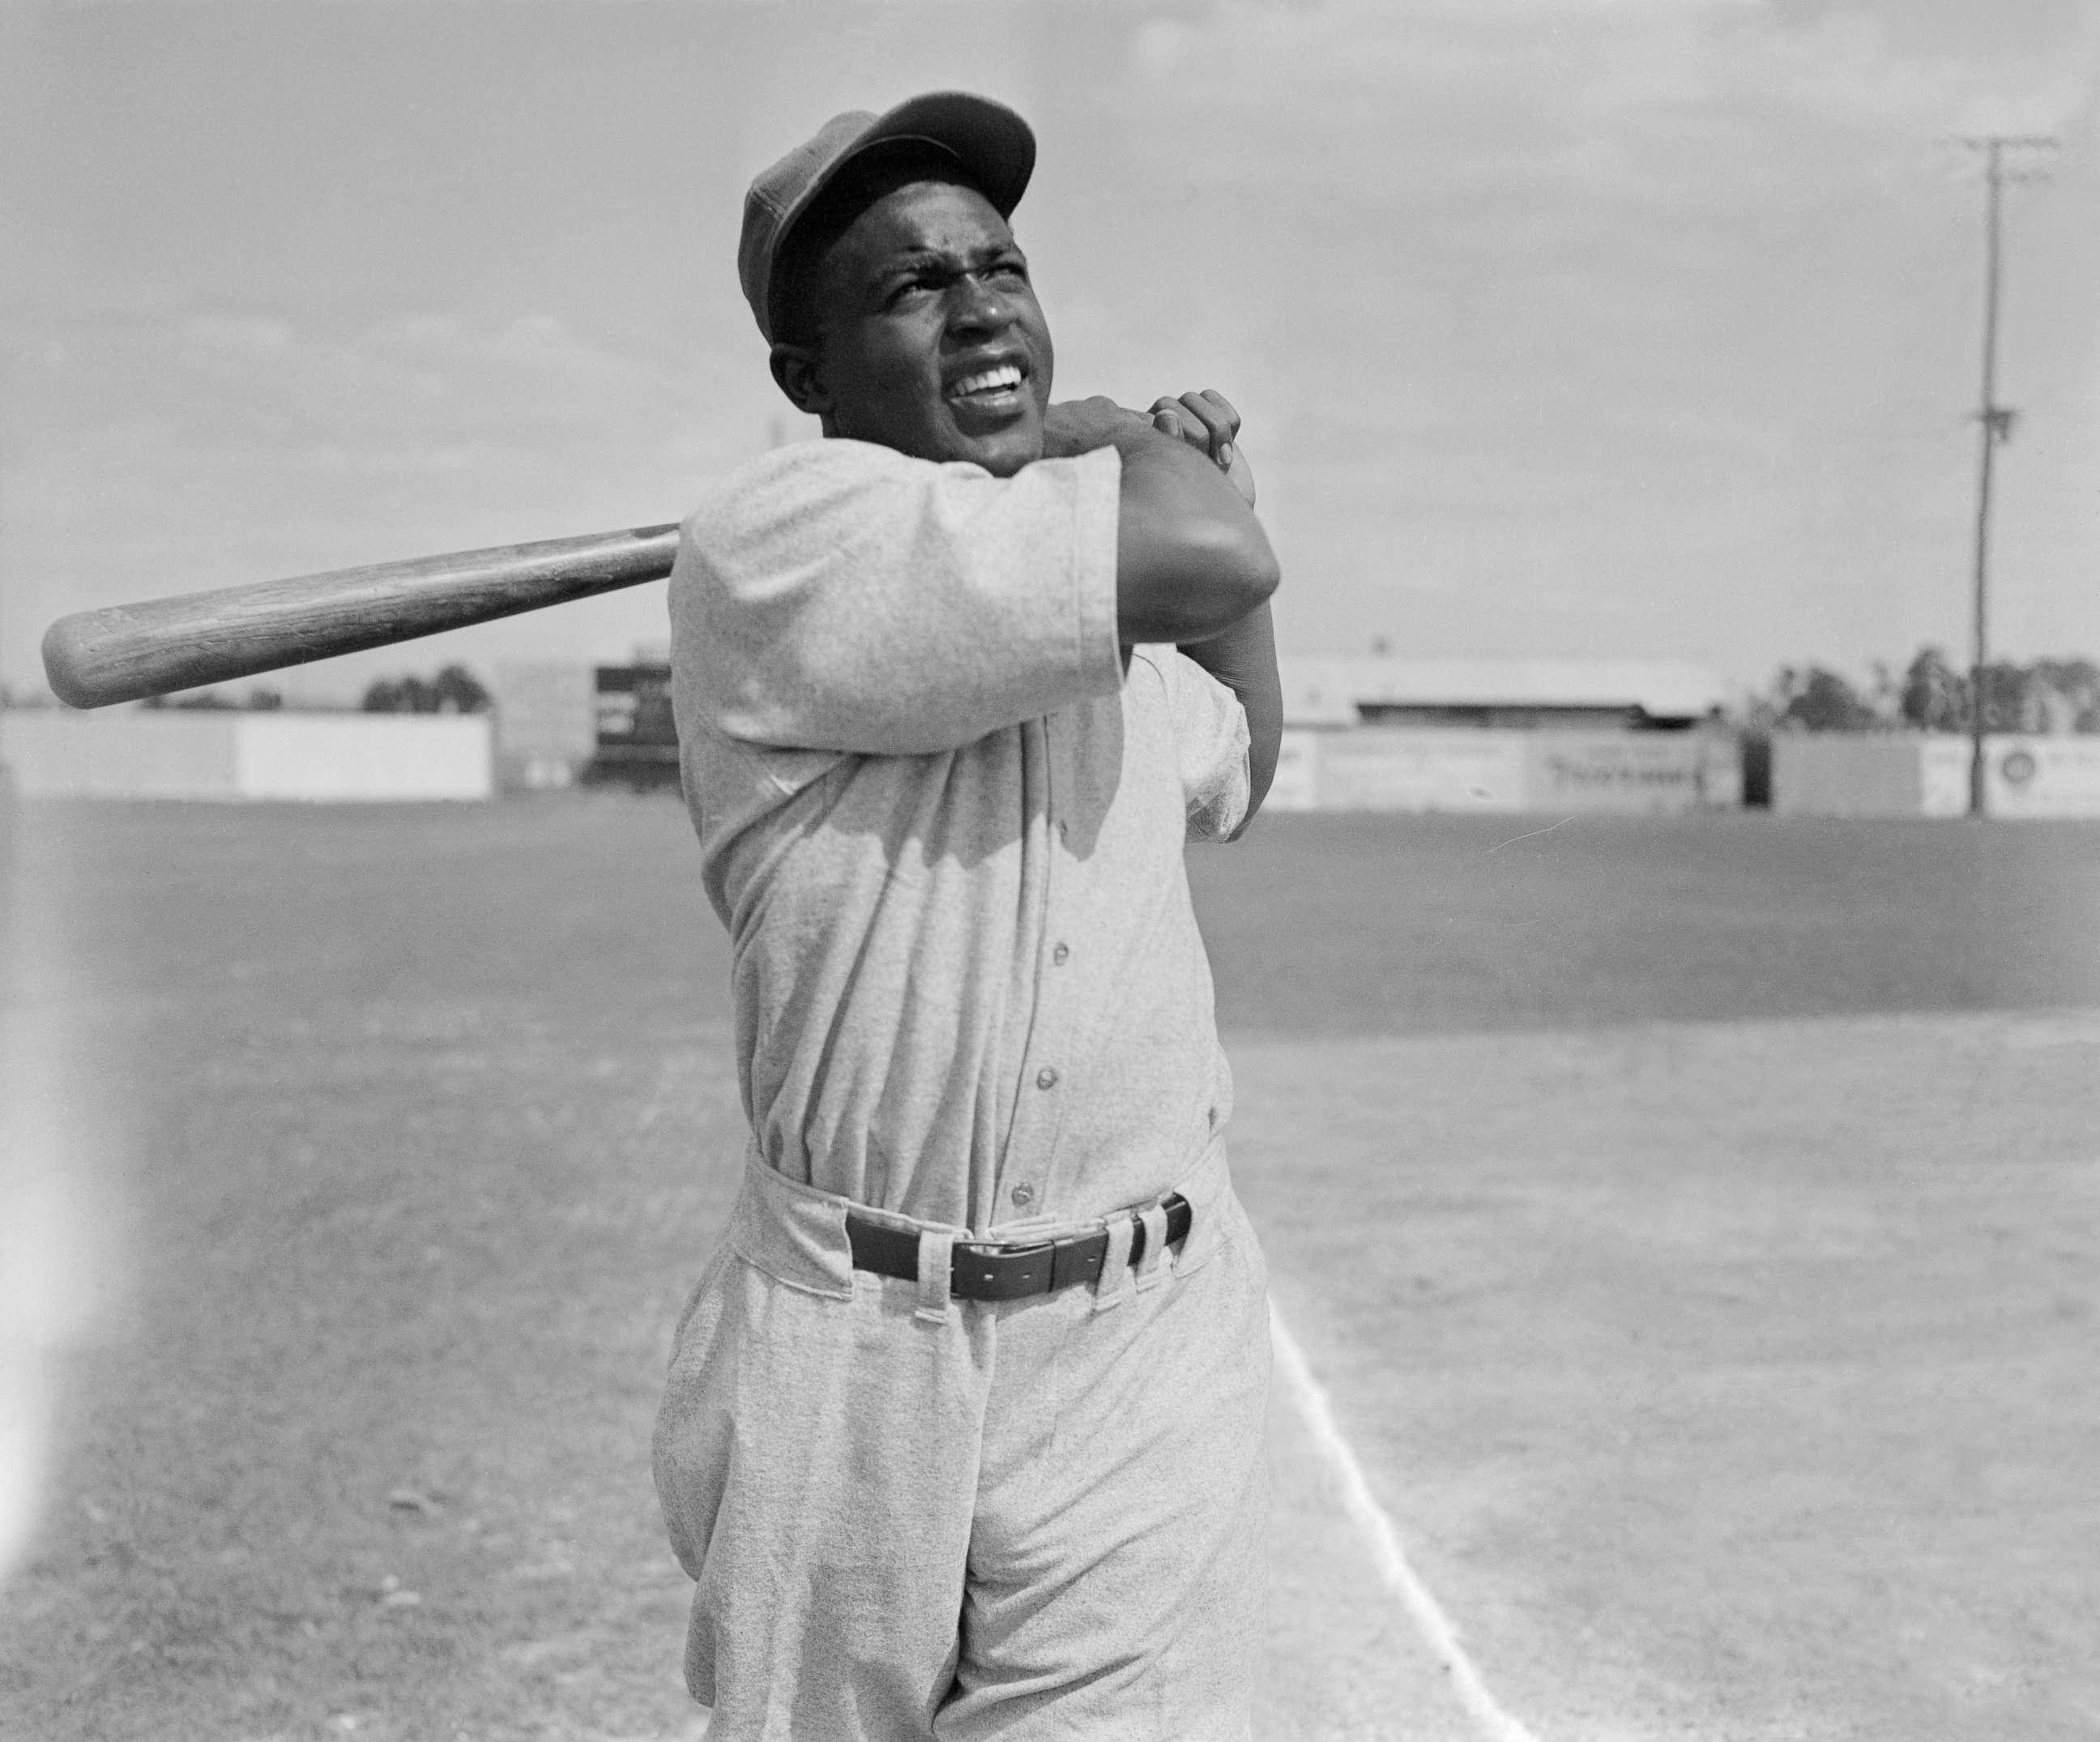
top-left (41, 523), bottom-right (681, 709)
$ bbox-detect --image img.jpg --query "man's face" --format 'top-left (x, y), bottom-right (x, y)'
top-left (790, 179), bottom-right (1055, 477)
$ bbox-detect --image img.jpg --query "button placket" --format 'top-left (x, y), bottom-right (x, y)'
top-left (998, 712), bottom-right (1078, 1223)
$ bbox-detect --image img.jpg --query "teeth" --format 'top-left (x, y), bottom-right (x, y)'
top-left (952, 365), bottom-right (1022, 397)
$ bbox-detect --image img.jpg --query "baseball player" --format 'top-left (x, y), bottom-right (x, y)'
top-left (652, 91), bottom-right (1283, 1740)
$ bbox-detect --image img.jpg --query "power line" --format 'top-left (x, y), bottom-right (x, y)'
top-left (1957, 133), bottom-right (2057, 818)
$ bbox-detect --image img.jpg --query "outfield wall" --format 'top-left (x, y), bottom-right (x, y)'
top-left (1772, 734), bottom-right (2100, 819)
top-left (1263, 727), bottom-right (1741, 813)
top-left (0, 711), bottom-right (493, 801)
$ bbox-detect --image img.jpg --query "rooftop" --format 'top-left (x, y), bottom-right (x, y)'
top-left (1280, 658), bottom-right (1728, 727)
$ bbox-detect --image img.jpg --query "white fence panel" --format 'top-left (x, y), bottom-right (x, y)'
top-left (0, 711), bottom-right (240, 799)
top-left (234, 715), bottom-right (492, 801)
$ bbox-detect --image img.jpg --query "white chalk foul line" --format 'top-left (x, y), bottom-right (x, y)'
top-left (1270, 1300), bottom-right (1544, 1742)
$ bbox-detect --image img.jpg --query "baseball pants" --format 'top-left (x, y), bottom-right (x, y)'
top-left (651, 1139), bottom-right (1272, 1741)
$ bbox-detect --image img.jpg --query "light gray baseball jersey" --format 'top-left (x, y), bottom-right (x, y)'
top-left (667, 438), bottom-right (1250, 1236)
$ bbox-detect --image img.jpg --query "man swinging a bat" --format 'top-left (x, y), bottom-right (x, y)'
top-left (650, 92), bottom-right (1283, 1740)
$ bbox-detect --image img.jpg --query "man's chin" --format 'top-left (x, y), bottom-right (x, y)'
top-left (860, 414), bottom-right (1044, 475)
top-left (958, 421), bottom-right (1045, 477)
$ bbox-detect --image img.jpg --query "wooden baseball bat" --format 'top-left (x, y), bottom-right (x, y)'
top-left (40, 523), bottom-right (681, 709)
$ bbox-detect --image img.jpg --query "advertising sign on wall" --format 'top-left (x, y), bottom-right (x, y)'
top-left (1778, 735), bottom-right (2100, 818)
top-left (1987, 737), bottom-right (2100, 818)
top-left (1522, 733), bottom-right (1714, 813)
top-left (1317, 729), bottom-right (1526, 813)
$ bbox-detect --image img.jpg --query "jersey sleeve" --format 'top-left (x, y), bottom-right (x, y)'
top-left (1136, 646), bottom-right (1253, 842)
top-left (669, 438), bottom-right (1124, 756)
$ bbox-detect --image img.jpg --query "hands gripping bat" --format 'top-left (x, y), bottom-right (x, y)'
top-left (39, 523), bottom-right (681, 710)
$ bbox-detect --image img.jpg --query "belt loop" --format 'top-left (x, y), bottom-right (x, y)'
top-left (1133, 1202), bottom-right (1170, 1294)
top-left (1092, 1212), bottom-right (1135, 1312)
top-left (916, 1228), bottom-right (954, 1323)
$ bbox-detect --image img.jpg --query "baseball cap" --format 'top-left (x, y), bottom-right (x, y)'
top-left (738, 91), bottom-right (1037, 345)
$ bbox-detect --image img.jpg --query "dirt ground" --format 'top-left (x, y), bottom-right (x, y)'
top-left (1236, 1014), bottom-right (2100, 1742)
top-left (1, 797), bottom-right (2095, 1740)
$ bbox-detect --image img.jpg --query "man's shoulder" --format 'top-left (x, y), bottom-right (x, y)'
top-left (672, 440), bottom-right (922, 584)
top-left (687, 438), bottom-right (933, 522)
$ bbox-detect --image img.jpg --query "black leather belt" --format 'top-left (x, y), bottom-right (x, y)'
top-left (846, 1193), bottom-right (1193, 1302)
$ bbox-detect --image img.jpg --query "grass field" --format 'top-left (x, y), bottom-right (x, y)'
top-left (2, 796), bottom-right (2096, 1741)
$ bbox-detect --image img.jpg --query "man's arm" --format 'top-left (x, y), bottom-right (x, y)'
top-left (673, 442), bottom-right (1127, 757)
top-left (1179, 601), bottom-right (1281, 827)
top-left (1142, 390), bottom-right (1283, 828)
top-left (1043, 398), bottom-right (1279, 645)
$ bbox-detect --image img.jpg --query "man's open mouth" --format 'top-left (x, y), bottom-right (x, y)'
top-left (947, 363), bottom-right (1026, 406)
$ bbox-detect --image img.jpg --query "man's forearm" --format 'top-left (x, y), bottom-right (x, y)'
top-left (1044, 399), bottom-right (1278, 644)
top-left (1179, 601), bottom-right (1281, 828)
top-left (1108, 427), bottom-right (1278, 644)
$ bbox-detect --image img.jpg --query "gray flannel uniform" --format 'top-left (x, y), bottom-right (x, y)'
top-left (652, 438), bottom-right (1272, 1741)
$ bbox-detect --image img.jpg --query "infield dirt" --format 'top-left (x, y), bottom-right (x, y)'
top-left (2, 797), bottom-right (2094, 1740)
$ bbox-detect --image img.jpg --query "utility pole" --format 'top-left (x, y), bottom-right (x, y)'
top-left (1960, 134), bottom-right (2056, 818)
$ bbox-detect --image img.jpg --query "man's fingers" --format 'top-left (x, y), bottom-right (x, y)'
top-left (1148, 399), bottom-right (1202, 444)
top-left (1193, 389), bottom-right (1242, 438)
top-left (1173, 391), bottom-right (1239, 468)
top-left (1148, 401), bottom-right (1223, 467)
top-left (1045, 395), bottom-right (1160, 457)
top-left (1149, 391), bottom-right (1242, 471)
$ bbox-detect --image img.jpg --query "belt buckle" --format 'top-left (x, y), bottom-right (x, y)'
top-left (954, 1238), bottom-right (1054, 1300)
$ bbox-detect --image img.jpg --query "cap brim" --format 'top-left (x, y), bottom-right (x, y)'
top-left (765, 92), bottom-right (1035, 339)
top-left (847, 91), bottom-right (1035, 218)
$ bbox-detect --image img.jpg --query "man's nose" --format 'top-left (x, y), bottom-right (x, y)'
top-left (947, 272), bottom-right (1015, 334)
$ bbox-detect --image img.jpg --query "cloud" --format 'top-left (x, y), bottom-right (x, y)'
top-left (5, 0), bottom-right (2093, 690)
top-left (1, 301), bottom-right (741, 677)
top-left (1025, 0), bottom-right (2097, 670)
top-left (182, 314), bottom-right (295, 357)
top-left (15, 305), bottom-right (655, 489)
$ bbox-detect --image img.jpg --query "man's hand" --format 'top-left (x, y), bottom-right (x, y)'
top-left (1043, 392), bottom-right (1275, 647)
top-left (1044, 391), bottom-right (1256, 509)
top-left (1148, 390), bottom-right (1256, 507)
top-left (1042, 395), bottom-right (1157, 459)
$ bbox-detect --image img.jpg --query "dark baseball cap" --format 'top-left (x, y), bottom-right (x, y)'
top-left (738, 91), bottom-right (1036, 345)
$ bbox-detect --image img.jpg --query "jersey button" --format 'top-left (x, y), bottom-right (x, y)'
top-left (1052, 942), bottom-right (1070, 966)
top-left (1035, 1066), bottom-right (1059, 1090)
top-left (1009, 1182), bottom-right (1035, 1208)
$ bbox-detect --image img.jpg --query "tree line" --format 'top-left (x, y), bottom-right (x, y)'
top-left (358, 664), bottom-right (491, 714)
top-left (130, 664), bottom-right (493, 714)
top-left (1748, 647), bottom-right (2098, 735)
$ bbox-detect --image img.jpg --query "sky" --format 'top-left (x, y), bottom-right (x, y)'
top-left (2, 0), bottom-right (2095, 704)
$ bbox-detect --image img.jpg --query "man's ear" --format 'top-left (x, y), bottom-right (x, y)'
top-left (770, 344), bottom-right (832, 418)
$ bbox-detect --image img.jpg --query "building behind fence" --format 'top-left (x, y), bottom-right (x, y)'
top-left (1266, 658), bottom-right (1740, 814)
top-left (10, 655), bottom-right (2095, 816)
